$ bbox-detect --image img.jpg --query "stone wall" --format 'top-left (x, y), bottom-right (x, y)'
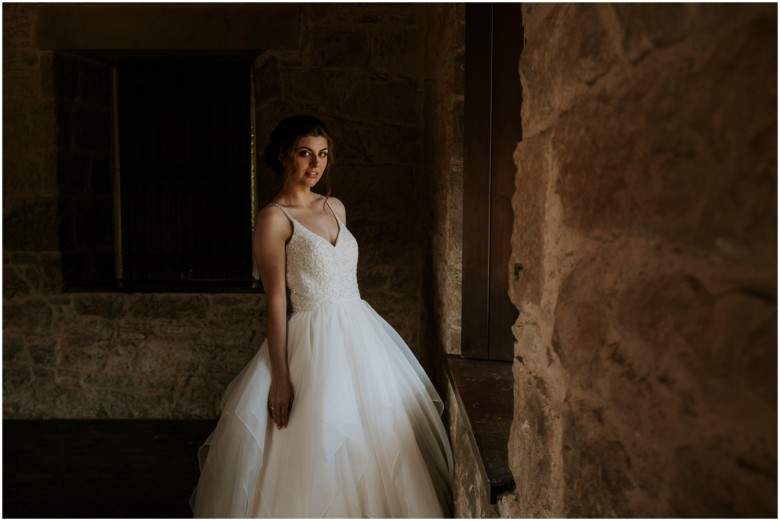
top-left (3, 4), bottom-right (439, 418)
top-left (422, 4), bottom-right (464, 359)
top-left (506, 4), bottom-right (777, 517)
top-left (3, 287), bottom-right (265, 418)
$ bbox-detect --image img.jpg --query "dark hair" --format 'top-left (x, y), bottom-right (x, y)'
top-left (264, 115), bottom-right (334, 196)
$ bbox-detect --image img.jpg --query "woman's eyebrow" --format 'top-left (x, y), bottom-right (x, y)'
top-left (295, 146), bottom-right (329, 151)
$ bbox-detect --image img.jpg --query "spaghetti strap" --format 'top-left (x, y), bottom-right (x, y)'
top-left (322, 196), bottom-right (339, 222)
top-left (269, 202), bottom-right (294, 222)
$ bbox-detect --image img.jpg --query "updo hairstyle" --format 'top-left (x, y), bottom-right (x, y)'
top-left (264, 115), bottom-right (335, 177)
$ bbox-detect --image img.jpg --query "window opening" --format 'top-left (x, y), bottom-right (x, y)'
top-left (115, 61), bottom-right (254, 288)
top-left (461, 4), bottom-right (523, 361)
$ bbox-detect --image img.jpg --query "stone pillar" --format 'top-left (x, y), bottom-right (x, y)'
top-left (507, 4), bottom-right (776, 517)
top-left (423, 4), bottom-right (465, 360)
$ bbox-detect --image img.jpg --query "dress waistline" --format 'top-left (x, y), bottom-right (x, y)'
top-left (290, 295), bottom-right (362, 313)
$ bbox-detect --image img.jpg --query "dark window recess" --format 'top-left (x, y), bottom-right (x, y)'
top-left (461, 4), bottom-right (523, 361)
top-left (117, 62), bottom-right (253, 286)
top-left (451, 5), bottom-right (522, 506)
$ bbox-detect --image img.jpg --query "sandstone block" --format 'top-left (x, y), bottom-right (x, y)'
top-left (59, 339), bottom-right (109, 372)
top-left (705, 291), bottom-right (776, 405)
top-left (4, 152), bottom-right (58, 197)
top-left (4, 267), bottom-right (32, 298)
top-left (335, 120), bottom-right (418, 165)
top-left (172, 374), bottom-right (216, 417)
top-left (3, 332), bottom-right (28, 367)
top-left (370, 27), bottom-right (422, 79)
top-left (4, 299), bottom-right (52, 332)
top-left (3, 368), bottom-right (33, 415)
top-left (509, 371), bottom-right (555, 517)
top-left (451, 100), bottom-right (464, 160)
top-left (136, 339), bottom-right (192, 374)
top-left (342, 76), bottom-right (420, 127)
top-left (253, 54), bottom-right (281, 109)
top-left (211, 295), bottom-right (261, 307)
top-left (286, 67), bottom-right (352, 106)
top-left (73, 294), bottom-right (125, 319)
top-left (28, 342), bottom-right (57, 367)
top-left (104, 344), bottom-right (137, 373)
top-left (308, 26), bottom-right (370, 68)
top-left (510, 135), bottom-right (548, 305)
top-left (129, 294), bottom-right (210, 321)
top-left (562, 415), bottom-right (633, 517)
top-left (520, 4), bottom-right (617, 135)
top-left (38, 253), bottom-right (63, 292)
top-left (3, 198), bottom-right (60, 251)
top-left (31, 378), bottom-right (88, 418)
top-left (612, 4), bottom-right (691, 63)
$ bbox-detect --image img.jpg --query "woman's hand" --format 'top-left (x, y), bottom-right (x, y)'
top-left (268, 377), bottom-right (294, 429)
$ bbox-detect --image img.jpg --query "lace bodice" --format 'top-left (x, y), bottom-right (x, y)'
top-left (270, 201), bottom-right (360, 312)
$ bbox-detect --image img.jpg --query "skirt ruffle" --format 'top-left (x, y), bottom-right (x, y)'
top-left (192, 299), bottom-right (453, 518)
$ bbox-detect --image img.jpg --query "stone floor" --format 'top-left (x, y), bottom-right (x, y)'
top-left (3, 419), bottom-right (216, 518)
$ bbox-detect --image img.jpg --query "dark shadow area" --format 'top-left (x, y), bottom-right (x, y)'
top-left (3, 419), bottom-right (216, 518)
top-left (53, 51), bottom-right (116, 288)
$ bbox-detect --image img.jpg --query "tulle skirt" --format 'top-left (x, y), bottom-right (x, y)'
top-left (192, 299), bottom-right (453, 518)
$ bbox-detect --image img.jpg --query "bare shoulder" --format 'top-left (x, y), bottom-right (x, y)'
top-left (254, 204), bottom-right (292, 241)
top-left (325, 196), bottom-right (347, 222)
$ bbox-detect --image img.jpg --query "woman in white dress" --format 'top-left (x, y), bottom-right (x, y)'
top-left (192, 115), bottom-right (453, 518)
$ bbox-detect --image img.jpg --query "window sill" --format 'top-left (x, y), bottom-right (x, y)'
top-left (61, 281), bottom-right (264, 294)
top-left (446, 355), bottom-right (515, 503)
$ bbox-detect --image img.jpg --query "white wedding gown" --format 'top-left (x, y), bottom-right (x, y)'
top-left (192, 202), bottom-right (453, 518)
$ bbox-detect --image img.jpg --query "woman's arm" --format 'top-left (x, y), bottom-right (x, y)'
top-left (253, 206), bottom-right (293, 429)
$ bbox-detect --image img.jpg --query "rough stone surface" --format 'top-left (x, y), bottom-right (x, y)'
top-left (447, 379), bottom-right (498, 518)
top-left (3, 291), bottom-right (265, 418)
top-left (507, 4), bottom-right (777, 517)
top-left (422, 4), bottom-right (464, 358)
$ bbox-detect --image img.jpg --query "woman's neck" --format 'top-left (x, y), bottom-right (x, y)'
top-left (275, 184), bottom-right (320, 208)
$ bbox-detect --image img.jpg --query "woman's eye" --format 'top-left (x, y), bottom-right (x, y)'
top-left (319, 151), bottom-right (328, 158)
top-left (298, 151), bottom-right (310, 157)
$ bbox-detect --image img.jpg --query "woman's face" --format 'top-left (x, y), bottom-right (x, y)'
top-left (283, 135), bottom-right (329, 188)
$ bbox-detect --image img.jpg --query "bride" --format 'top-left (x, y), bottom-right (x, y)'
top-left (191, 115), bottom-right (453, 517)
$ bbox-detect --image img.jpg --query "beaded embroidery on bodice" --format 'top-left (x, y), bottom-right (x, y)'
top-left (270, 202), bottom-right (360, 312)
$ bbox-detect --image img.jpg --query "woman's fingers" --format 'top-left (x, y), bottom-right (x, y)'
top-left (268, 401), bottom-right (293, 429)
top-left (268, 379), bottom-right (295, 429)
